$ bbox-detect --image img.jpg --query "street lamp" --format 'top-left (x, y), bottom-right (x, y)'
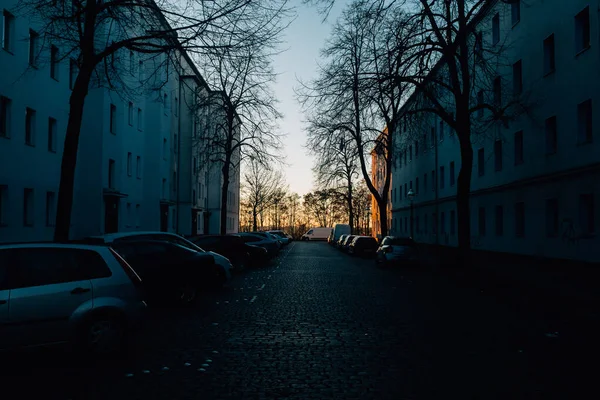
top-left (407, 189), bottom-right (415, 238)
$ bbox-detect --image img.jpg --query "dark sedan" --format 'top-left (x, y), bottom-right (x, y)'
top-left (348, 236), bottom-right (379, 257)
top-left (111, 240), bottom-right (223, 306)
top-left (188, 234), bottom-right (269, 269)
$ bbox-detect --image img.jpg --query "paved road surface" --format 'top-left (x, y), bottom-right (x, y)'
top-left (1, 242), bottom-right (597, 399)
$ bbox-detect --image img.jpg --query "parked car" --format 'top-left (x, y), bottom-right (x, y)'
top-left (332, 224), bottom-right (351, 244)
top-left (348, 236), bottom-right (379, 257)
top-left (237, 233), bottom-right (280, 259)
top-left (340, 235), bottom-right (356, 251)
top-left (337, 234), bottom-right (349, 248)
top-left (375, 236), bottom-right (420, 266)
top-left (247, 231), bottom-right (283, 250)
top-left (301, 227), bottom-right (333, 241)
top-left (110, 240), bottom-right (225, 306)
top-left (80, 231), bottom-right (231, 281)
top-left (267, 230), bottom-right (291, 246)
top-left (188, 235), bottom-right (268, 269)
top-left (0, 243), bottom-right (145, 355)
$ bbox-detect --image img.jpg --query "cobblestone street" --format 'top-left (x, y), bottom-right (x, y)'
top-left (2, 242), bottom-right (598, 399)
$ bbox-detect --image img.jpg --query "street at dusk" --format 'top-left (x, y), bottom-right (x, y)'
top-left (2, 242), bottom-right (597, 399)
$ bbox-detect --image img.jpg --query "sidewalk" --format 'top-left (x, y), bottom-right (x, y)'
top-left (420, 244), bottom-right (600, 325)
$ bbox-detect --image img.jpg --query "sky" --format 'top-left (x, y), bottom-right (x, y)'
top-left (271, 1), bottom-right (349, 196)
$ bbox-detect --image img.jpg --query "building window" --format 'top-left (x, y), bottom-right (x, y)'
top-left (415, 177), bottom-right (419, 195)
top-left (2, 10), bottom-right (15, 52)
top-left (404, 183), bottom-right (407, 198)
top-left (478, 148), bottom-right (485, 176)
top-left (163, 94), bottom-right (168, 115)
top-left (23, 188), bottom-right (34, 226)
top-left (50, 45), bottom-right (59, 80)
top-left (137, 108), bottom-right (142, 130)
top-left (193, 156), bottom-right (197, 172)
top-left (512, 60), bottom-right (522, 95)
top-left (129, 51), bottom-right (134, 74)
top-left (174, 97), bottom-right (178, 116)
top-left (440, 212), bottom-right (446, 234)
top-left (450, 210), bottom-right (455, 235)
top-left (450, 162), bottom-right (455, 186)
top-left (136, 156), bottom-right (141, 179)
top-left (28, 29), bottom-right (39, 66)
top-left (477, 90), bottom-right (484, 118)
top-left (424, 173), bottom-right (427, 194)
top-left (577, 99), bottom-right (593, 144)
top-left (415, 140), bottom-right (419, 157)
top-left (25, 107), bottom-right (36, 146)
top-left (492, 12), bottom-right (500, 45)
top-left (162, 178), bottom-right (166, 198)
top-left (545, 198), bottom-right (559, 237)
top-left (135, 204), bottom-right (140, 227)
top-left (579, 194), bottom-right (595, 234)
top-left (409, 145), bottom-right (412, 161)
top-left (126, 203), bottom-right (132, 227)
top-left (424, 214), bottom-right (428, 234)
top-left (163, 138), bottom-right (167, 159)
top-left (416, 216), bottom-right (420, 233)
top-left (128, 102), bottom-right (133, 126)
top-left (422, 133), bottom-right (427, 150)
top-left (514, 130), bottom-right (524, 165)
top-left (69, 59), bottom-right (78, 89)
top-left (108, 159), bottom-right (115, 189)
top-left (543, 34), bottom-right (555, 75)
top-left (173, 172), bottom-right (177, 192)
top-left (110, 104), bottom-right (117, 134)
top-left (432, 213), bottom-right (437, 234)
top-left (174, 134), bottom-right (178, 153)
top-left (478, 207), bottom-right (486, 236)
top-left (515, 202), bottom-right (525, 237)
top-left (139, 60), bottom-right (144, 80)
top-left (511, 0), bottom-right (520, 26)
top-left (474, 31), bottom-right (483, 61)
top-left (0, 95), bottom-right (11, 138)
top-left (439, 120), bottom-right (444, 141)
top-left (440, 166), bottom-right (445, 189)
top-left (48, 117), bottom-right (57, 152)
top-left (45, 191), bottom-right (55, 226)
top-left (127, 152), bottom-right (132, 176)
top-left (545, 116), bottom-right (557, 154)
top-left (495, 205), bottom-right (503, 236)
top-left (431, 170), bottom-right (435, 191)
top-left (494, 140), bottom-right (502, 171)
top-left (493, 77), bottom-right (502, 106)
top-left (575, 6), bottom-right (590, 54)
top-left (0, 185), bottom-right (7, 226)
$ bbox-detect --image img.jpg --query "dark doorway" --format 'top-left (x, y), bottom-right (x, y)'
top-left (203, 212), bottom-right (210, 234)
top-left (160, 204), bottom-right (169, 232)
top-left (104, 197), bottom-right (119, 233)
top-left (191, 210), bottom-right (198, 236)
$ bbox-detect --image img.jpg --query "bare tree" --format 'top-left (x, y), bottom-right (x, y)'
top-left (194, 1), bottom-right (292, 234)
top-left (13, 0), bottom-right (279, 241)
top-left (242, 159), bottom-right (285, 231)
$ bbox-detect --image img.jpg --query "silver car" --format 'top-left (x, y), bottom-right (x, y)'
top-left (0, 243), bottom-right (146, 354)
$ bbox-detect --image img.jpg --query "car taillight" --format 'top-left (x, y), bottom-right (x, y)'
top-left (109, 247), bottom-right (143, 287)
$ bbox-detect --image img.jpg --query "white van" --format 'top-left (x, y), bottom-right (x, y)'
top-left (301, 227), bottom-right (333, 241)
top-left (332, 224), bottom-right (351, 244)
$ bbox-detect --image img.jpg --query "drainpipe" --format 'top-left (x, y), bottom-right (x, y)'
top-left (176, 72), bottom-right (182, 234)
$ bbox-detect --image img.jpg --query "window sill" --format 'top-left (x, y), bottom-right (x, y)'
top-left (25, 142), bottom-right (35, 147)
top-left (543, 69), bottom-right (555, 78)
top-left (512, 20), bottom-right (520, 28)
top-left (51, 77), bottom-right (59, 82)
top-left (575, 45), bottom-right (591, 58)
top-left (2, 48), bottom-right (14, 55)
top-left (48, 149), bottom-right (56, 153)
top-left (137, 177), bottom-right (141, 180)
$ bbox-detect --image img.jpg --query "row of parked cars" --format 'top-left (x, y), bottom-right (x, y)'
top-left (0, 230), bottom-right (292, 355)
top-left (331, 233), bottom-right (421, 266)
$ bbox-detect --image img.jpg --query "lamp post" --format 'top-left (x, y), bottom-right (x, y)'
top-left (407, 189), bottom-right (415, 238)
top-left (365, 205), bottom-right (371, 236)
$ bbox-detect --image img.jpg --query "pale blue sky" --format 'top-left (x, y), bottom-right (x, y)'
top-left (272, 1), bottom-right (349, 196)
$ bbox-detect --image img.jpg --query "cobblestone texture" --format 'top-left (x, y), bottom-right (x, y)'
top-left (1, 242), bottom-right (598, 399)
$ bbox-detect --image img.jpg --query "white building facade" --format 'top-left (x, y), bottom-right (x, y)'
top-left (0, 0), bottom-right (239, 242)
top-left (391, 0), bottom-right (599, 262)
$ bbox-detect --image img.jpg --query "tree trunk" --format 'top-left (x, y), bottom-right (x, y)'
top-left (378, 198), bottom-right (388, 239)
top-left (347, 178), bottom-right (354, 234)
top-left (456, 130), bottom-right (473, 268)
top-left (53, 66), bottom-right (93, 242)
top-left (252, 206), bottom-right (257, 231)
top-left (220, 157), bottom-right (231, 235)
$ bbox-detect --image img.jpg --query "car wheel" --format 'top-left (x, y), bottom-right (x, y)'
top-left (176, 283), bottom-right (198, 305)
top-left (82, 314), bottom-right (125, 356)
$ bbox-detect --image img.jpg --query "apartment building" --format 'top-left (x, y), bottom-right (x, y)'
top-left (0, 1), bottom-right (240, 242)
top-left (370, 129), bottom-right (392, 239)
top-left (391, 0), bottom-right (599, 262)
